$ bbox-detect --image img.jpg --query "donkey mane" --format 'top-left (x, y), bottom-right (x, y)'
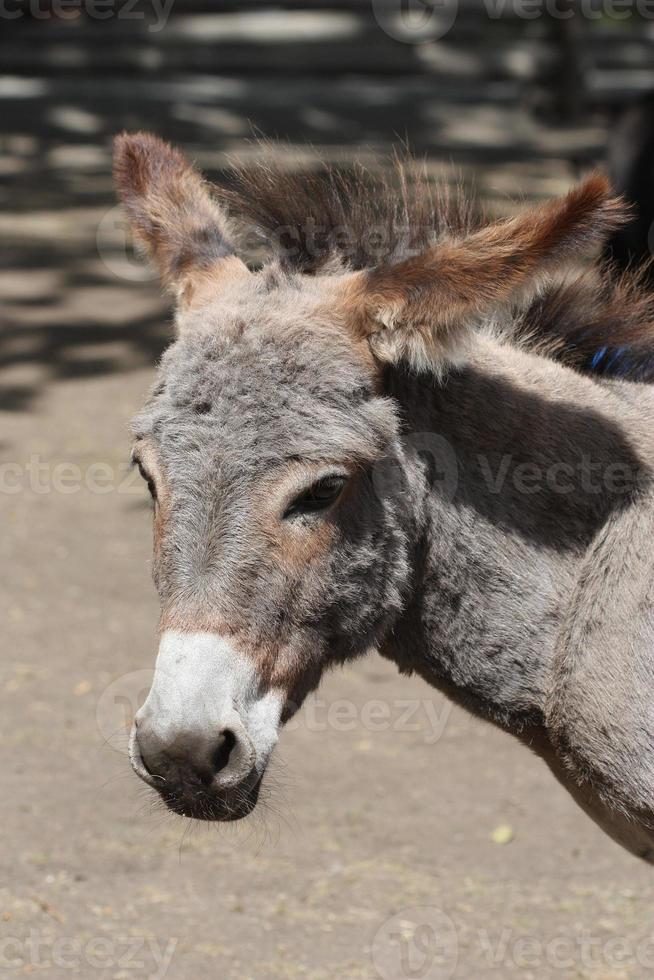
top-left (222, 155), bottom-right (654, 382)
top-left (517, 262), bottom-right (654, 382)
top-left (221, 154), bottom-right (481, 274)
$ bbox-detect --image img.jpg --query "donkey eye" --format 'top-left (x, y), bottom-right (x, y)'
top-left (285, 475), bottom-right (347, 518)
top-left (136, 461), bottom-right (157, 502)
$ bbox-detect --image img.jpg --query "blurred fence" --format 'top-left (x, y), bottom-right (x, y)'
top-left (1, 2), bottom-right (654, 194)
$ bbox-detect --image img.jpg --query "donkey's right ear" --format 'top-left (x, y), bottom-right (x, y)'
top-left (113, 132), bottom-right (249, 298)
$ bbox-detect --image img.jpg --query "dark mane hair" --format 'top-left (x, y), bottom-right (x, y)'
top-left (220, 154), bottom-right (654, 382)
top-left (220, 154), bottom-right (480, 274)
top-left (516, 262), bottom-right (654, 382)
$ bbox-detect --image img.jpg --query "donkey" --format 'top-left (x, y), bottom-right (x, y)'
top-left (115, 132), bottom-right (654, 861)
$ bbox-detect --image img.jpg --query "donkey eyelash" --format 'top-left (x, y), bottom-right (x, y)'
top-left (131, 453), bottom-right (158, 502)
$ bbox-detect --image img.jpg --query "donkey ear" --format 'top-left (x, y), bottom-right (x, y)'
top-left (344, 174), bottom-right (628, 372)
top-left (113, 131), bottom-right (248, 297)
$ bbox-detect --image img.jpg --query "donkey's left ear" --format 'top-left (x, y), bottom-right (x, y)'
top-left (113, 131), bottom-right (249, 300)
top-left (343, 174), bottom-right (627, 372)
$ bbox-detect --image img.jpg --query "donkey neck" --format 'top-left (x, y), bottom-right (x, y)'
top-left (381, 335), bottom-right (651, 729)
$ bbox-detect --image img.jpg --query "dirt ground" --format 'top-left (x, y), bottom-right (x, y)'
top-left (3, 152), bottom-right (654, 980)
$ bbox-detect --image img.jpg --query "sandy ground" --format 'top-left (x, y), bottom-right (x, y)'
top-left (2, 183), bottom-right (654, 980)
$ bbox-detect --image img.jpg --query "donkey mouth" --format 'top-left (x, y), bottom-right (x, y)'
top-left (158, 774), bottom-right (263, 822)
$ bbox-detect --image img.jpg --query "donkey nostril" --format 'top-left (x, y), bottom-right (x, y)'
top-left (211, 729), bottom-right (237, 775)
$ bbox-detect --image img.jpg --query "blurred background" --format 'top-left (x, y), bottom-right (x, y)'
top-left (3, 3), bottom-right (654, 979)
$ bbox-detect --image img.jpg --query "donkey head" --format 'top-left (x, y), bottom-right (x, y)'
top-left (115, 133), bottom-right (623, 821)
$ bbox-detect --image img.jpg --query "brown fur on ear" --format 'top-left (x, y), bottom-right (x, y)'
top-left (113, 131), bottom-right (244, 293)
top-left (345, 173), bottom-right (629, 372)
